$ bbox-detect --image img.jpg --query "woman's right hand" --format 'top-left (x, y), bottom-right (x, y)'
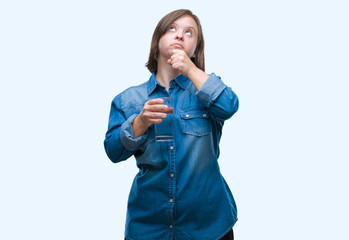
top-left (132, 98), bottom-right (173, 138)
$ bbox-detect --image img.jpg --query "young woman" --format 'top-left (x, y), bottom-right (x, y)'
top-left (104, 9), bottom-right (239, 240)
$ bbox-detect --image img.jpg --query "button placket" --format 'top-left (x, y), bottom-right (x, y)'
top-left (167, 141), bottom-right (176, 235)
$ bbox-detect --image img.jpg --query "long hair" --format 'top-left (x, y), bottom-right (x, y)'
top-left (145, 9), bottom-right (205, 73)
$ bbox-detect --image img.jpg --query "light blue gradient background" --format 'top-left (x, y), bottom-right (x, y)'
top-left (1, 1), bottom-right (348, 239)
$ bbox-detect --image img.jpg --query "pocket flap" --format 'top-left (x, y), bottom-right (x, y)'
top-left (180, 109), bottom-right (209, 120)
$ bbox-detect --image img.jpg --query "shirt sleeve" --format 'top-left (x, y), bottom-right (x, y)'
top-left (196, 73), bottom-right (239, 121)
top-left (120, 114), bottom-right (148, 150)
top-left (104, 98), bottom-right (147, 163)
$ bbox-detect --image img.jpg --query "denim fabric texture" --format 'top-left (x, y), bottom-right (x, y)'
top-left (125, 228), bottom-right (234, 240)
top-left (104, 72), bottom-right (239, 240)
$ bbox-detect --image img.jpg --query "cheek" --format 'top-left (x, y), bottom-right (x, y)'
top-left (158, 37), bottom-right (170, 55)
top-left (158, 38), bottom-right (164, 51)
top-left (187, 42), bottom-right (197, 58)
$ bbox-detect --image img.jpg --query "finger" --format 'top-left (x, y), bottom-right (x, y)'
top-left (172, 49), bottom-right (187, 58)
top-left (170, 55), bottom-right (185, 65)
top-left (170, 52), bottom-right (181, 59)
top-left (147, 118), bottom-right (163, 124)
top-left (172, 49), bottom-right (183, 54)
top-left (169, 57), bottom-right (180, 65)
top-left (147, 104), bottom-right (170, 112)
top-left (170, 63), bottom-right (182, 70)
top-left (143, 112), bottom-right (167, 119)
top-left (147, 98), bottom-right (164, 105)
top-left (166, 107), bottom-right (174, 114)
top-left (152, 118), bottom-right (163, 124)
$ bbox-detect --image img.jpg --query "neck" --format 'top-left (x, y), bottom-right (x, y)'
top-left (155, 56), bottom-right (180, 90)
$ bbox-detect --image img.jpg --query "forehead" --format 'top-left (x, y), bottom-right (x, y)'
top-left (172, 15), bottom-right (198, 32)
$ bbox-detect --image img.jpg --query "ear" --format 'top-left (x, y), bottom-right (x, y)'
top-left (192, 53), bottom-right (196, 58)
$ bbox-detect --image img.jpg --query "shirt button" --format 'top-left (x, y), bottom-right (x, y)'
top-left (169, 225), bottom-right (173, 229)
top-left (171, 81), bottom-right (175, 85)
top-left (203, 114), bottom-right (207, 117)
top-left (169, 199), bottom-right (173, 203)
top-left (170, 173), bottom-right (175, 178)
top-left (186, 114), bottom-right (190, 118)
top-left (170, 146), bottom-right (174, 150)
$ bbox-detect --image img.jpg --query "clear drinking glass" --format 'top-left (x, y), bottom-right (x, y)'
top-left (155, 97), bottom-right (174, 142)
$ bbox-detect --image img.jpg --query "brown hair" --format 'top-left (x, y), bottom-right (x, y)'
top-left (145, 9), bottom-right (205, 73)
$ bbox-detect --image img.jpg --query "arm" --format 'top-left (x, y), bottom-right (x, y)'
top-left (168, 49), bottom-right (238, 121)
top-left (195, 73), bottom-right (239, 122)
top-left (104, 97), bottom-right (171, 163)
top-left (104, 99), bottom-right (147, 163)
top-left (168, 49), bottom-right (209, 90)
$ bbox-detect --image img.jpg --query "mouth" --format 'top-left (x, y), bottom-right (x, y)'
top-left (171, 43), bottom-right (184, 48)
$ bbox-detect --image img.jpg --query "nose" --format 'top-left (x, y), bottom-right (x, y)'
top-left (175, 30), bottom-right (183, 40)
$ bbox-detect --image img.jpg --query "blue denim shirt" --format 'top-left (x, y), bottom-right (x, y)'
top-left (104, 72), bottom-right (239, 240)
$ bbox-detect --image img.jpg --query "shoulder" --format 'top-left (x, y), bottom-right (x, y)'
top-left (112, 81), bottom-right (148, 110)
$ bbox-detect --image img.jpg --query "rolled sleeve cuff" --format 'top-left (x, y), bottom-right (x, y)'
top-left (120, 114), bottom-right (147, 151)
top-left (196, 73), bottom-right (227, 108)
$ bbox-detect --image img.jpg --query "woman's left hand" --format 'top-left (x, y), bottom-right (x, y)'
top-left (167, 49), bottom-right (196, 76)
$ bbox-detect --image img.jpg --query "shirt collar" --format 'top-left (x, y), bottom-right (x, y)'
top-left (147, 72), bottom-right (190, 95)
top-left (174, 74), bottom-right (190, 90)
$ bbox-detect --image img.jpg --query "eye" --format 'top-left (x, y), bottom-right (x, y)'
top-left (185, 30), bottom-right (192, 36)
top-left (169, 26), bottom-right (176, 32)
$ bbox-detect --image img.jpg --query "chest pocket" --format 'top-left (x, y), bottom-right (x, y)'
top-left (180, 108), bottom-right (212, 136)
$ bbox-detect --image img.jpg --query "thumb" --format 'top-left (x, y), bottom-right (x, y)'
top-left (167, 59), bottom-right (172, 64)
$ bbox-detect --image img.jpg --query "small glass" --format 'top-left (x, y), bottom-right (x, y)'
top-left (155, 97), bottom-right (174, 142)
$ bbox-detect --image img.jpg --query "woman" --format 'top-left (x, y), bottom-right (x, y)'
top-left (104, 9), bottom-right (239, 240)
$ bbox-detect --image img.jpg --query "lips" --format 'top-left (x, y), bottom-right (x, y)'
top-left (171, 43), bottom-right (184, 48)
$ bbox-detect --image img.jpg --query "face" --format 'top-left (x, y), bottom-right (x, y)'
top-left (157, 15), bottom-right (198, 60)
